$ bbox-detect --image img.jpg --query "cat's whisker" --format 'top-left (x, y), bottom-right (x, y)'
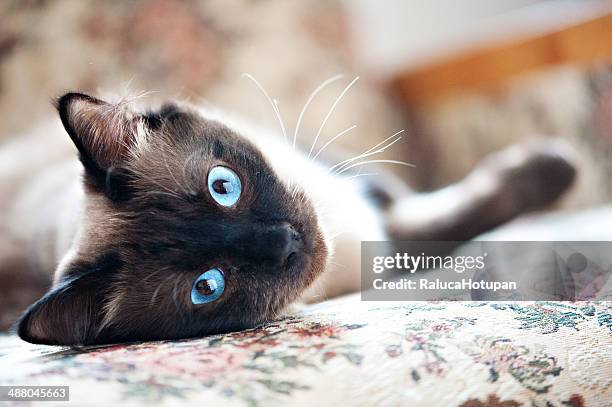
top-left (329, 230), bottom-right (349, 241)
top-left (149, 272), bottom-right (175, 308)
top-left (241, 73), bottom-right (288, 144)
top-left (241, 74), bottom-right (298, 191)
top-left (180, 151), bottom-right (199, 196)
top-left (264, 286), bottom-right (273, 321)
top-left (329, 260), bottom-right (347, 269)
top-left (271, 296), bottom-right (284, 321)
top-left (142, 265), bottom-right (172, 284)
top-left (329, 137), bottom-right (399, 174)
top-left (293, 74), bottom-right (344, 152)
top-left (310, 249), bottom-right (346, 302)
top-left (113, 85), bottom-right (160, 110)
top-left (137, 89), bottom-right (161, 98)
top-left (311, 275), bottom-right (328, 302)
top-left (289, 179), bottom-right (303, 201)
top-left (328, 129), bottom-right (405, 174)
top-left (171, 275), bottom-right (182, 313)
top-left (351, 129), bottom-right (404, 156)
top-left (160, 141), bottom-right (190, 196)
top-left (291, 183), bottom-right (301, 200)
top-left (149, 285), bottom-right (163, 309)
top-left (307, 76), bottom-right (359, 160)
top-left (122, 77), bottom-right (135, 93)
top-left (130, 168), bottom-right (185, 201)
top-left (335, 159), bottom-right (415, 176)
top-left (331, 139), bottom-right (399, 175)
top-left (312, 124), bottom-right (357, 161)
top-left (274, 99), bottom-right (287, 142)
top-left (137, 173), bottom-right (182, 199)
top-left (345, 172), bottom-right (379, 180)
top-left (123, 89), bottom-right (160, 104)
top-left (263, 281), bottom-right (284, 322)
top-left (140, 190), bottom-right (184, 201)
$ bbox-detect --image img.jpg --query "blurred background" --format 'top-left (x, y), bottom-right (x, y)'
top-left (1, 0), bottom-right (611, 210)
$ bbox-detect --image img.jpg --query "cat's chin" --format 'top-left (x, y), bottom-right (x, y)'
top-left (296, 228), bottom-right (329, 294)
top-left (258, 230), bottom-right (328, 322)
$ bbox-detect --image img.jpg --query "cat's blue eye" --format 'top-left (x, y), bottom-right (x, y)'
top-left (191, 268), bottom-right (225, 304)
top-left (207, 166), bottom-right (242, 207)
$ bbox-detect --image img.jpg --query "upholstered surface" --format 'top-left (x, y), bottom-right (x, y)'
top-left (1, 297), bottom-right (610, 406)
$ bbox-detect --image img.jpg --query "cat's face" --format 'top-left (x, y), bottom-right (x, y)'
top-left (18, 93), bottom-right (328, 345)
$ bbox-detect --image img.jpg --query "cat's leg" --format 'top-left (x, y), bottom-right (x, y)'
top-left (385, 138), bottom-right (577, 241)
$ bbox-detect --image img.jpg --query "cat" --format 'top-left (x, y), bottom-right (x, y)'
top-left (0, 91), bottom-right (576, 345)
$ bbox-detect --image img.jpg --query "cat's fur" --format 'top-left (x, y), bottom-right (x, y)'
top-left (0, 92), bottom-right (576, 345)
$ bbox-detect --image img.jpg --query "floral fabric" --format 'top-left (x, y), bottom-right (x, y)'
top-left (0, 297), bottom-right (610, 406)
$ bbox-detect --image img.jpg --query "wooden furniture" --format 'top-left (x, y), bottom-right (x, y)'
top-left (394, 5), bottom-right (612, 105)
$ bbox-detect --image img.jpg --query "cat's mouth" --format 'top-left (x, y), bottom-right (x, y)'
top-left (291, 225), bottom-right (328, 289)
top-left (281, 193), bottom-right (330, 295)
top-left (285, 251), bottom-right (299, 268)
top-left (282, 223), bottom-right (304, 268)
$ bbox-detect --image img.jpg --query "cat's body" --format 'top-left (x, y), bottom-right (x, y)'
top-left (0, 93), bottom-right (576, 345)
top-left (0, 120), bottom-right (82, 330)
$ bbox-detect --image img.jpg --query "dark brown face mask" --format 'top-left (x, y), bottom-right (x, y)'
top-left (17, 92), bottom-right (328, 346)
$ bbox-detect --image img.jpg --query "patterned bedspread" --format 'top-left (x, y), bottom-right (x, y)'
top-left (0, 297), bottom-right (610, 407)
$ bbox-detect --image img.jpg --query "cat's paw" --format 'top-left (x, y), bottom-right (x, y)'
top-left (478, 137), bottom-right (578, 213)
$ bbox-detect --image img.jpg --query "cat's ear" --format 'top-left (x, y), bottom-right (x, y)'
top-left (57, 93), bottom-right (140, 200)
top-left (57, 92), bottom-right (136, 179)
top-left (16, 255), bottom-right (120, 346)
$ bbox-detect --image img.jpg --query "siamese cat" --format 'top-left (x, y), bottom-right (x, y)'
top-left (0, 92), bottom-right (576, 345)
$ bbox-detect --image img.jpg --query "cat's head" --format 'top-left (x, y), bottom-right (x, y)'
top-left (18, 93), bottom-right (328, 346)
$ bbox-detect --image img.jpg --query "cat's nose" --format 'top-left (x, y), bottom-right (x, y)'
top-left (264, 222), bottom-right (302, 266)
top-left (241, 222), bottom-right (303, 265)
top-left (279, 223), bottom-right (302, 266)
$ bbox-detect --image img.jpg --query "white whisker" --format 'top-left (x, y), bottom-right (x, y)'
top-left (160, 141), bottom-right (189, 196)
top-left (329, 129), bottom-right (405, 173)
top-left (329, 260), bottom-right (348, 269)
top-left (181, 151), bottom-right (198, 196)
top-left (360, 130), bottom-right (405, 156)
top-left (312, 124), bottom-right (357, 161)
top-left (333, 135), bottom-right (402, 174)
top-left (291, 183), bottom-right (301, 200)
top-left (335, 159), bottom-right (415, 176)
top-left (241, 73), bottom-right (288, 143)
top-left (329, 231), bottom-right (349, 240)
top-left (345, 172), bottom-right (378, 179)
top-left (130, 167), bottom-right (185, 200)
top-left (307, 76), bottom-right (359, 160)
top-left (311, 276), bottom-right (328, 302)
top-left (293, 74), bottom-right (344, 151)
top-left (144, 190), bottom-right (185, 200)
